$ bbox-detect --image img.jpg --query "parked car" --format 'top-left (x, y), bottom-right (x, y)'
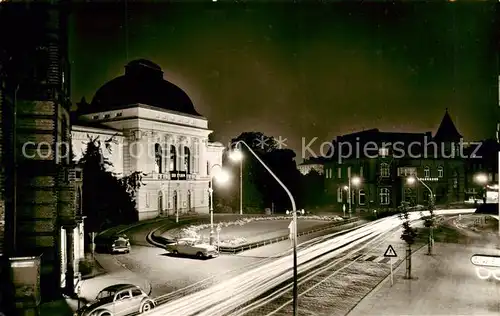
top-left (75, 284), bottom-right (155, 316)
top-left (166, 237), bottom-right (219, 259)
top-left (95, 234), bottom-right (131, 254)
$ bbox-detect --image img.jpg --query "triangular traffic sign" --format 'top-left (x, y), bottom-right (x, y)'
top-left (384, 245), bottom-right (397, 257)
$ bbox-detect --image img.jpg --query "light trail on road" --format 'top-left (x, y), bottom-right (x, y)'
top-left (144, 209), bottom-right (474, 316)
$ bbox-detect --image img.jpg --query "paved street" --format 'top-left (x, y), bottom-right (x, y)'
top-left (348, 242), bottom-right (500, 316)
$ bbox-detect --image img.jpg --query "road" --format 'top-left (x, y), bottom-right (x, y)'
top-left (143, 209), bottom-right (474, 316)
top-left (97, 217), bottom-right (363, 299)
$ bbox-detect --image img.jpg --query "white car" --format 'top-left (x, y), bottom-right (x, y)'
top-left (167, 238), bottom-right (219, 259)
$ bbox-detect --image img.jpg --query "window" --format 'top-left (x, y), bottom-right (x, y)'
top-left (116, 112), bottom-right (123, 117)
top-left (380, 163), bottom-right (389, 178)
top-left (169, 145), bottom-right (177, 171)
top-left (338, 167), bottom-right (341, 179)
top-left (207, 162), bottom-right (210, 175)
top-left (132, 288), bottom-right (143, 297)
top-left (358, 189), bottom-right (366, 205)
top-left (92, 115), bottom-right (99, 120)
top-left (337, 187), bottom-right (343, 203)
top-left (104, 114), bottom-right (110, 119)
top-left (424, 166), bottom-right (430, 178)
top-left (437, 166), bottom-right (443, 178)
top-left (380, 188), bottom-right (390, 205)
top-left (155, 144), bottom-right (163, 173)
top-left (184, 147), bottom-right (191, 174)
top-left (379, 147), bottom-right (389, 157)
top-left (116, 290), bottom-right (131, 300)
top-left (360, 166), bottom-right (364, 177)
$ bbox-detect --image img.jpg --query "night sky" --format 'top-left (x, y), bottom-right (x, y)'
top-left (69, 3), bottom-right (498, 159)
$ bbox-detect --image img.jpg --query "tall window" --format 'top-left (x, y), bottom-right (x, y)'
top-left (184, 147), bottom-right (191, 174)
top-left (380, 163), bottom-right (389, 178)
top-left (358, 189), bottom-right (366, 205)
top-left (207, 162), bottom-right (210, 175)
top-left (424, 166), bottom-right (430, 178)
top-left (155, 144), bottom-right (163, 173)
top-left (437, 166), bottom-right (443, 178)
top-left (337, 187), bottom-right (343, 203)
top-left (380, 188), bottom-right (390, 205)
top-left (169, 145), bottom-right (177, 171)
top-left (338, 167), bottom-right (341, 178)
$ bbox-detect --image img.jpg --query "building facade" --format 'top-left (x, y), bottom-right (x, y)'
top-left (0, 1), bottom-right (82, 310)
top-left (72, 59), bottom-right (224, 220)
top-left (324, 110), bottom-right (466, 213)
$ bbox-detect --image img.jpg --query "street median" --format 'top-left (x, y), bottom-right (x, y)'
top-left (149, 217), bottom-right (362, 254)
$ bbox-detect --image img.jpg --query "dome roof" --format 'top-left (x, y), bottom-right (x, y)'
top-left (85, 59), bottom-right (202, 116)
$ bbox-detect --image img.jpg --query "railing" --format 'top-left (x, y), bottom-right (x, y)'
top-left (143, 171), bottom-right (196, 180)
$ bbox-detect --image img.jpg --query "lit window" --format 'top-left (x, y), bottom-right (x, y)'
top-left (424, 166), bottom-right (430, 178)
top-left (437, 166), bottom-right (443, 178)
top-left (169, 145), bottom-right (177, 171)
top-left (155, 144), bottom-right (163, 173)
top-left (358, 190), bottom-right (366, 205)
top-left (360, 166), bottom-right (364, 177)
top-left (337, 187), bottom-right (343, 203)
top-left (380, 188), bottom-right (390, 205)
top-left (338, 167), bottom-right (341, 178)
top-left (380, 163), bottom-right (390, 177)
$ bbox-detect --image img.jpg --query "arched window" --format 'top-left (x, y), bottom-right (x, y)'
top-left (380, 188), bottom-right (390, 205)
top-left (155, 144), bottom-right (163, 173)
top-left (437, 166), bottom-right (443, 178)
top-left (337, 187), bottom-right (343, 203)
top-left (380, 163), bottom-right (390, 178)
top-left (207, 161), bottom-right (210, 175)
top-left (184, 147), bottom-right (191, 174)
top-left (424, 166), bottom-right (430, 178)
top-left (76, 187), bottom-right (82, 216)
top-left (169, 145), bottom-right (177, 171)
top-left (358, 189), bottom-right (366, 205)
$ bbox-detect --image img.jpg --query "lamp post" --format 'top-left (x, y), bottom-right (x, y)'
top-left (344, 176), bottom-right (361, 218)
top-left (229, 149), bottom-right (244, 215)
top-left (230, 140), bottom-right (298, 316)
top-left (208, 164), bottom-right (229, 245)
top-left (407, 175), bottom-right (434, 255)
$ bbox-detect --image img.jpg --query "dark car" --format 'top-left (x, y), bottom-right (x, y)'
top-left (95, 234), bottom-right (131, 254)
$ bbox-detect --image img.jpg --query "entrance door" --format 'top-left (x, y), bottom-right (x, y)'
top-left (158, 191), bottom-right (163, 216)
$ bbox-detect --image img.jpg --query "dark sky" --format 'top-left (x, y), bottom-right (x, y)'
top-left (69, 3), bottom-right (498, 159)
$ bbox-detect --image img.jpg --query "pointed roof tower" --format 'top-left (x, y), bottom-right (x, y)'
top-left (433, 108), bottom-right (462, 142)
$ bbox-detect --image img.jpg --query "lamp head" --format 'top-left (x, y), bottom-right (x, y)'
top-left (286, 210), bottom-right (290, 215)
top-left (230, 149), bottom-right (243, 161)
top-left (300, 209), bottom-right (305, 215)
top-left (407, 176), bottom-right (416, 185)
top-left (343, 185), bottom-right (348, 191)
top-left (474, 173), bottom-right (488, 184)
top-left (214, 169), bottom-right (230, 184)
top-left (351, 176), bottom-right (361, 186)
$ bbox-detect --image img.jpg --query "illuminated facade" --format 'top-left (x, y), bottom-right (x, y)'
top-left (72, 60), bottom-right (224, 220)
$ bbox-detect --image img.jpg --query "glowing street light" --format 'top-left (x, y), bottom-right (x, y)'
top-left (475, 173), bottom-right (488, 185)
top-left (229, 149), bottom-right (244, 215)
top-left (208, 164), bottom-right (230, 245)
top-left (407, 176), bottom-right (416, 185)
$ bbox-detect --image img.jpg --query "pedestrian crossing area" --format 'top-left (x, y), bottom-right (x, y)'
top-left (348, 253), bottom-right (402, 265)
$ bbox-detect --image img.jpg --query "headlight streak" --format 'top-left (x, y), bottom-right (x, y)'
top-left (143, 209), bottom-right (473, 316)
top-left (153, 221), bottom-right (371, 306)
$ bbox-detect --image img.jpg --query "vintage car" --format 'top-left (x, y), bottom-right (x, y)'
top-left (75, 284), bottom-right (155, 316)
top-left (166, 237), bottom-right (219, 259)
top-left (95, 234), bottom-right (131, 254)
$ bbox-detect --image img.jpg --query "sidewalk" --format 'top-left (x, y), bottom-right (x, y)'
top-left (348, 242), bottom-right (500, 316)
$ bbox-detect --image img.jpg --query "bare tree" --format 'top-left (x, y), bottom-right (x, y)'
top-left (399, 202), bottom-right (418, 279)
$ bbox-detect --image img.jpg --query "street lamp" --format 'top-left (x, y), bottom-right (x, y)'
top-left (407, 175), bottom-right (434, 255)
top-left (345, 176), bottom-right (361, 217)
top-left (230, 140), bottom-right (299, 316)
top-left (229, 150), bottom-right (244, 215)
top-left (208, 164), bottom-right (229, 245)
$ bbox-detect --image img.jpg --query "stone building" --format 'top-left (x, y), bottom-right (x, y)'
top-left (72, 59), bottom-right (224, 220)
top-left (323, 110), bottom-right (466, 213)
top-left (0, 1), bottom-right (83, 311)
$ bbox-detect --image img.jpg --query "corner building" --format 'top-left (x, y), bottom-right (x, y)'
top-left (72, 59), bottom-right (224, 220)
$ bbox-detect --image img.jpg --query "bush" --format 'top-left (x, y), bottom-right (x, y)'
top-left (78, 258), bottom-right (94, 276)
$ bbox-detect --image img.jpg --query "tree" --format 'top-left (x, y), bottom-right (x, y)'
top-left (79, 135), bottom-right (145, 239)
top-left (300, 169), bottom-right (326, 208)
top-left (399, 201), bottom-right (418, 279)
top-left (421, 198), bottom-right (435, 255)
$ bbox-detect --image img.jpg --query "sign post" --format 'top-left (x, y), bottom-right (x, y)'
top-left (216, 225), bottom-right (221, 252)
top-left (288, 220), bottom-right (294, 248)
top-left (384, 245), bottom-right (398, 286)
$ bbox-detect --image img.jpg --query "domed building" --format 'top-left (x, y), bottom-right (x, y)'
top-left (72, 59), bottom-right (224, 220)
